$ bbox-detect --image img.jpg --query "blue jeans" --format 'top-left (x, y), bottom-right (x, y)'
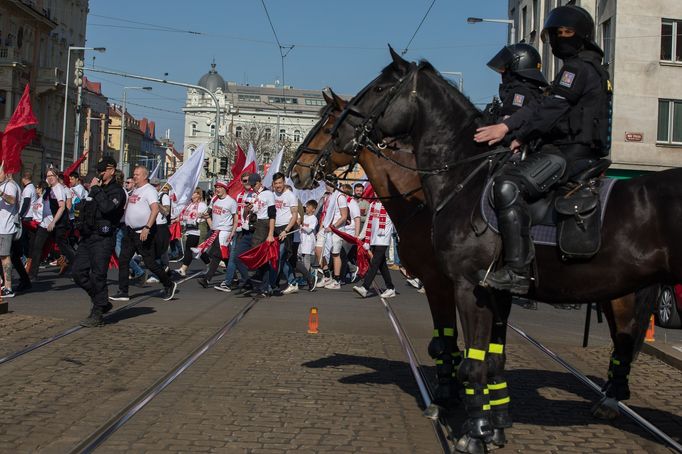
top-left (223, 231), bottom-right (252, 286)
top-left (115, 227), bottom-right (144, 277)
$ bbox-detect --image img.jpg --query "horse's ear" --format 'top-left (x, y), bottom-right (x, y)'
top-left (388, 45), bottom-right (410, 74)
top-left (322, 90), bottom-right (333, 105)
top-left (328, 89), bottom-right (346, 109)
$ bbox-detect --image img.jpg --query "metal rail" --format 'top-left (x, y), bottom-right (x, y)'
top-left (0, 271), bottom-right (203, 366)
top-left (376, 288), bottom-right (455, 454)
top-left (70, 297), bottom-right (259, 454)
top-left (508, 322), bottom-right (682, 454)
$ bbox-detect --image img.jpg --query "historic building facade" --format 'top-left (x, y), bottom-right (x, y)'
top-left (183, 62), bottom-right (327, 178)
top-left (507, 0), bottom-right (682, 175)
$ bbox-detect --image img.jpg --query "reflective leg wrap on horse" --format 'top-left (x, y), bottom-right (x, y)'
top-left (455, 349), bottom-right (493, 453)
top-left (486, 343), bottom-right (511, 448)
top-left (428, 328), bottom-right (462, 408)
top-left (603, 353), bottom-right (631, 400)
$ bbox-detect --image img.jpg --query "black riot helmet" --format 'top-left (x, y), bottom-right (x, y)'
top-left (487, 43), bottom-right (547, 86)
top-left (541, 5), bottom-right (603, 55)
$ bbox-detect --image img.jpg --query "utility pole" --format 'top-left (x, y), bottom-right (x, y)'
top-left (72, 58), bottom-right (84, 166)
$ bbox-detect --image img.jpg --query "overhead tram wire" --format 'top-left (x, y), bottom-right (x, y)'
top-left (401, 0), bottom-right (438, 56)
top-left (261, 0), bottom-right (295, 118)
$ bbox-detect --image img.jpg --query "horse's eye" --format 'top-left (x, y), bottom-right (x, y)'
top-left (376, 86), bottom-right (384, 92)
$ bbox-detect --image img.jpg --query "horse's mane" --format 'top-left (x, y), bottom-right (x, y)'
top-left (416, 59), bottom-right (481, 119)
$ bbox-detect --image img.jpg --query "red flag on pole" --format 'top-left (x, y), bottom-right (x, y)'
top-left (330, 226), bottom-right (371, 277)
top-left (227, 144), bottom-right (257, 199)
top-left (238, 238), bottom-right (279, 270)
top-left (63, 149), bottom-right (89, 187)
top-left (1, 84), bottom-right (37, 174)
top-left (231, 143), bottom-right (246, 179)
top-left (362, 183), bottom-right (375, 200)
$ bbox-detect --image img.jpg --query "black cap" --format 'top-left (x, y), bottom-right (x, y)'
top-left (96, 156), bottom-right (117, 172)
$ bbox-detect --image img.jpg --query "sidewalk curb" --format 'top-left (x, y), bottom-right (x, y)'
top-left (641, 342), bottom-right (682, 371)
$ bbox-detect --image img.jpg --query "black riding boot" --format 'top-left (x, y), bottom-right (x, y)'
top-left (480, 205), bottom-right (533, 294)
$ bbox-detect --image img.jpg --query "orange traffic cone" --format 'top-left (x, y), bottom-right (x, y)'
top-left (307, 307), bottom-right (319, 334)
top-left (645, 315), bottom-right (655, 342)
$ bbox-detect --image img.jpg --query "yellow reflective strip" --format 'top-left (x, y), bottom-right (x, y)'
top-left (487, 382), bottom-right (507, 391)
top-left (435, 359), bottom-right (443, 365)
top-left (482, 405), bottom-right (491, 411)
top-left (483, 388), bottom-right (489, 395)
top-left (433, 329), bottom-right (439, 337)
top-left (465, 388), bottom-right (475, 395)
top-left (488, 343), bottom-right (504, 354)
top-left (443, 328), bottom-right (455, 337)
top-left (611, 358), bottom-right (620, 366)
top-left (490, 397), bottom-right (511, 406)
top-left (467, 348), bottom-right (486, 361)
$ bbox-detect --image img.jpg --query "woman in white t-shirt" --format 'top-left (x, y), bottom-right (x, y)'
top-left (177, 188), bottom-right (209, 276)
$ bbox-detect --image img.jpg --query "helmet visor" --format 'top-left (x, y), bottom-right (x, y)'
top-left (486, 46), bottom-right (514, 73)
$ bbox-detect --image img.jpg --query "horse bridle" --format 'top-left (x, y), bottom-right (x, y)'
top-left (288, 102), bottom-right (337, 181)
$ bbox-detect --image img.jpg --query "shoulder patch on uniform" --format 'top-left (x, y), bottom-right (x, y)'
top-left (512, 93), bottom-right (525, 107)
top-left (559, 71), bottom-right (575, 88)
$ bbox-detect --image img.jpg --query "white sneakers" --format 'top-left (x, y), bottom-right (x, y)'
top-left (324, 280), bottom-right (341, 290)
top-left (282, 283), bottom-right (299, 295)
top-left (380, 288), bottom-right (396, 299)
top-left (353, 285), bottom-right (369, 298)
top-left (146, 276), bottom-right (160, 284)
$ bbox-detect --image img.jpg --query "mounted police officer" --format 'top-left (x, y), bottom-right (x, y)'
top-left (474, 5), bottom-right (612, 294)
top-left (73, 157), bottom-right (126, 327)
top-left (485, 43), bottom-right (548, 123)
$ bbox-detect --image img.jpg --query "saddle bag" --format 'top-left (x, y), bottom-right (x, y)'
top-left (554, 185), bottom-right (601, 259)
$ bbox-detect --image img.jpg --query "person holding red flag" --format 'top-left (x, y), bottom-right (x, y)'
top-left (196, 180), bottom-right (237, 289)
top-left (219, 172), bottom-right (254, 293)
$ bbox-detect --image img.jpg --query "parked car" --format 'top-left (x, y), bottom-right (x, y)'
top-left (656, 284), bottom-right (682, 328)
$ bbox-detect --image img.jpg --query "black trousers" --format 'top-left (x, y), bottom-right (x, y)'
top-left (117, 226), bottom-right (173, 294)
top-left (154, 224), bottom-right (170, 263)
top-left (55, 222), bottom-right (75, 264)
top-left (362, 245), bottom-right (394, 290)
top-left (28, 226), bottom-right (50, 279)
top-left (182, 234), bottom-right (209, 267)
top-left (72, 234), bottom-right (115, 309)
top-left (204, 233), bottom-right (229, 282)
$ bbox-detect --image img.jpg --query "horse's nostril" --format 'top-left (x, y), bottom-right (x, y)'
top-left (290, 171), bottom-right (298, 181)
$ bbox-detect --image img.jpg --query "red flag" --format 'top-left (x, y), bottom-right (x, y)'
top-left (231, 144), bottom-right (246, 179)
top-left (1, 84), bottom-right (38, 174)
top-left (238, 238), bottom-right (279, 270)
top-left (63, 150), bottom-right (89, 186)
top-left (362, 183), bottom-right (375, 200)
top-left (169, 221), bottom-right (182, 241)
top-left (109, 252), bottom-right (119, 269)
top-left (227, 145), bottom-right (257, 199)
top-left (330, 226), bottom-right (371, 277)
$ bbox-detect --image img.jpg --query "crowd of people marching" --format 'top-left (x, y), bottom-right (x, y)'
top-left (1, 158), bottom-right (423, 308)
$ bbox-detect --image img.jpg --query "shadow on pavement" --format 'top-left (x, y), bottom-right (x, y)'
top-left (104, 306), bottom-right (156, 324)
top-left (302, 354), bottom-right (681, 446)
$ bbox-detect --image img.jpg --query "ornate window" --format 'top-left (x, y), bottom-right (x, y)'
top-left (279, 129), bottom-right (286, 141)
top-left (293, 130), bottom-right (301, 142)
top-left (235, 126), bottom-right (242, 138)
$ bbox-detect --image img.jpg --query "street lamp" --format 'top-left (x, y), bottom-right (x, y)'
top-left (442, 71), bottom-right (464, 93)
top-left (467, 17), bottom-right (516, 45)
top-left (119, 86), bottom-right (152, 175)
top-left (60, 46), bottom-right (106, 170)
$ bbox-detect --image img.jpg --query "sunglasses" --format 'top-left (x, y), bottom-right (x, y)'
top-left (241, 179), bottom-right (249, 183)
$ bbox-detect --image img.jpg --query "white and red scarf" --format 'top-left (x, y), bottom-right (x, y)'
top-left (364, 201), bottom-right (387, 248)
top-left (193, 230), bottom-right (230, 260)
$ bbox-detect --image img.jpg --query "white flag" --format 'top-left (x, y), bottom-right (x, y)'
top-left (149, 159), bottom-right (161, 181)
top-left (168, 144), bottom-right (205, 214)
top-left (262, 147), bottom-right (284, 189)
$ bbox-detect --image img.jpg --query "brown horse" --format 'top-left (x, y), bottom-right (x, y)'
top-left (289, 88), bottom-right (654, 448)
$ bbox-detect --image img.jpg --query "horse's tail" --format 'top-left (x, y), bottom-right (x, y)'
top-left (632, 284), bottom-right (659, 360)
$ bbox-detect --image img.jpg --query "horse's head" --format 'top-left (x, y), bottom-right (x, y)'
top-left (332, 47), bottom-right (420, 157)
top-left (288, 90), bottom-right (355, 189)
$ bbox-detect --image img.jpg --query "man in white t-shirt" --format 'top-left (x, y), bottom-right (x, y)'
top-left (340, 183), bottom-right (361, 284)
top-left (18, 171), bottom-right (37, 272)
top-left (243, 173), bottom-right (276, 297)
top-left (197, 180), bottom-right (237, 288)
top-left (0, 167), bottom-right (21, 297)
top-left (68, 173), bottom-right (88, 220)
top-left (110, 165), bottom-right (177, 302)
top-left (272, 172), bottom-right (298, 293)
top-left (314, 181), bottom-right (348, 290)
top-left (220, 173), bottom-right (254, 293)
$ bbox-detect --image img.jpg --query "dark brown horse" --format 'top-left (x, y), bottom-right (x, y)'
top-left (290, 61), bottom-right (658, 452)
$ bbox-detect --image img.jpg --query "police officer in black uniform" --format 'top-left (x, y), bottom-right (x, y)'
top-left (486, 43), bottom-right (547, 122)
top-left (73, 157), bottom-right (127, 327)
top-left (474, 5), bottom-right (612, 294)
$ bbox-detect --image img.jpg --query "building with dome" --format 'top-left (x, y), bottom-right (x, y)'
top-left (183, 62), bottom-right (328, 178)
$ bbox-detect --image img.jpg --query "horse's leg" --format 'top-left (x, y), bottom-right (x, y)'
top-left (454, 283), bottom-right (495, 454)
top-left (423, 277), bottom-right (462, 417)
top-left (486, 291), bottom-right (513, 449)
top-left (592, 286), bottom-right (658, 419)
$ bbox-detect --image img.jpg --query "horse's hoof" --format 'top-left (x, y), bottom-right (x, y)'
top-left (488, 428), bottom-right (506, 449)
top-left (591, 396), bottom-right (620, 420)
top-left (455, 434), bottom-right (487, 454)
top-left (423, 403), bottom-right (443, 420)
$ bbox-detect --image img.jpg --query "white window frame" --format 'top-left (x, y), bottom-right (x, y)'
top-left (661, 18), bottom-right (682, 63)
top-left (657, 99), bottom-right (682, 145)
top-left (279, 128), bottom-right (286, 141)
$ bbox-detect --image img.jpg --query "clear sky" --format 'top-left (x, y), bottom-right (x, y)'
top-left (85, 0), bottom-right (509, 150)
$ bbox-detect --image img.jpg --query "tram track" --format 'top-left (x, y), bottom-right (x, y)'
top-left (0, 271), bottom-right (203, 366)
top-left (68, 296), bottom-right (259, 453)
top-left (380, 289), bottom-right (681, 454)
